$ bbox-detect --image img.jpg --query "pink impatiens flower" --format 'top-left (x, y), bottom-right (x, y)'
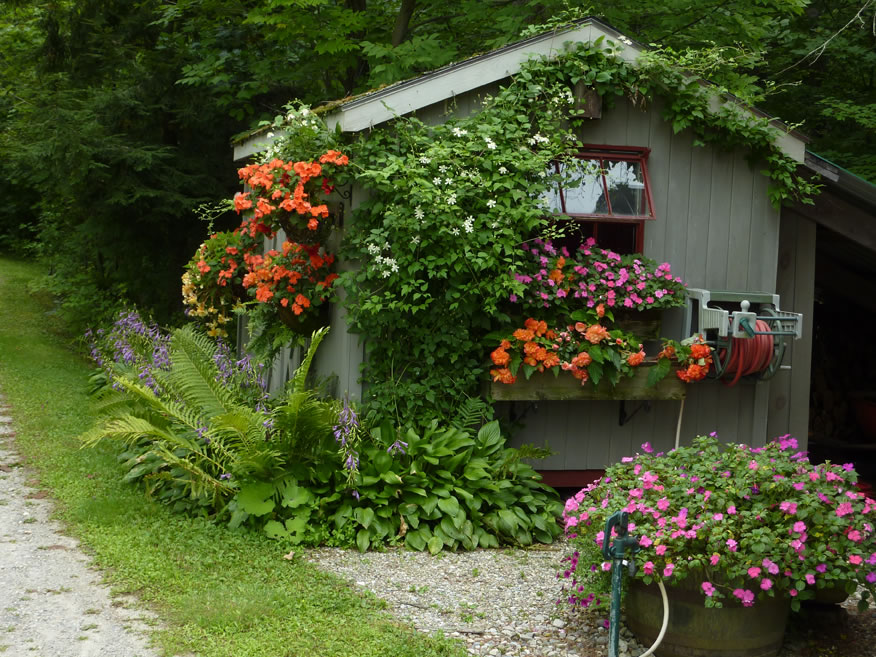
top-left (760, 578), bottom-right (773, 591)
top-left (850, 555), bottom-right (863, 565)
top-left (643, 561), bottom-right (654, 575)
top-left (702, 581), bottom-right (716, 597)
top-left (655, 545), bottom-right (668, 556)
top-left (663, 564), bottom-right (674, 577)
top-left (710, 554), bottom-right (721, 566)
top-left (733, 589), bottom-right (755, 607)
top-left (748, 567), bottom-right (762, 579)
top-left (726, 538), bottom-right (738, 552)
top-left (836, 502), bottom-right (854, 517)
top-left (805, 573), bottom-right (816, 585)
top-left (793, 521), bottom-right (806, 533)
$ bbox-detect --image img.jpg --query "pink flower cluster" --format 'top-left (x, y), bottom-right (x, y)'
top-left (509, 238), bottom-right (686, 313)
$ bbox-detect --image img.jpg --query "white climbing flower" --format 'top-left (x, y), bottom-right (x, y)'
top-left (463, 216), bottom-right (475, 233)
top-left (419, 156), bottom-right (431, 164)
top-left (414, 206), bottom-right (425, 220)
top-left (450, 227), bottom-right (460, 236)
top-left (486, 199), bottom-right (497, 208)
top-left (452, 127), bottom-right (468, 137)
top-left (498, 166), bottom-right (508, 174)
top-left (433, 177), bottom-right (443, 186)
top-left (447, 193), bottom-right (457, 205)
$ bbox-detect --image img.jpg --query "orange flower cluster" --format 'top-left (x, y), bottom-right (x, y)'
top-left (234, 151), bottom-right (349, 236)
top-left (242, 242), bottom-right (338, 316)
top-left (491, 311), bottom-right (646, 388)
top-left (658, 336), bottom-right (713, 382)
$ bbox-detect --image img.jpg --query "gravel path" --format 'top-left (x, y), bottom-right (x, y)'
top-left (0, 392), bottom-right (159, 657)
top-left (306, 544), bottom-right (645, 657)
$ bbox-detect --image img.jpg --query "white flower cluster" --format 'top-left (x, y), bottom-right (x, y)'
top-left (484, 136), bottom-right (497, 150)
top-left (462, 216), bottom-right (475, 234)
top-left (367, 242), bottom-right (399, 277)
top-left (550, 89), bottom-right (575, 106)
top-left (528, 133), bottom-right (550, 146)
top-left (452, 127), bottom-right (468, 137)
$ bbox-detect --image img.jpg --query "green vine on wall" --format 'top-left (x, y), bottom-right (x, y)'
top-left (264, 36), bottom-right (819, 426)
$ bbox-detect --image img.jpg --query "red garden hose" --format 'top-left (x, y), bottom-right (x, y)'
top-left (718, 320), bottom-right (774, 386)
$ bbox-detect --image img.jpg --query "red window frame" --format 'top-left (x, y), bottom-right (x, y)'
top-left (546, 145), bottom-right (655, 254)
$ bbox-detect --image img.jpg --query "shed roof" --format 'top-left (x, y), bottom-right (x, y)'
top-left (234, 17), bottom-right (807, 163)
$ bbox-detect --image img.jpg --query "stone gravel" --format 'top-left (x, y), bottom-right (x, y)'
top-left (306, 543), bottom-right (647, 657)
top-left (0, 393), bottom-right (159, 657)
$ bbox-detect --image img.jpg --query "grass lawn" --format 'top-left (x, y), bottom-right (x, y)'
top-left (0, 256), bottom-right (465, 657)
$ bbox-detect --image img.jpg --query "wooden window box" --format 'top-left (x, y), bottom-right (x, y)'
top-left (489, 363), bottom-right (686, 401)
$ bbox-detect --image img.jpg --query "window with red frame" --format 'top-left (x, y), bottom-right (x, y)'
top-left (541, 146), bottom-right (655, 255)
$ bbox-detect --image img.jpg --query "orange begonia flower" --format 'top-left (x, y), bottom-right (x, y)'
top-left (584, 324), bottom-right (610, 344)
top-left (491, 347), bottom-right (510, 366)
top-left (627, 351), bottom-right (645, 367)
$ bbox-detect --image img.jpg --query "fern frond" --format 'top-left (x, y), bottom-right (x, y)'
top-left (166, 325), bottom-right (238, 417)
top-left (451, 396), bottom-right (494, 432)
top-left (289, 327), bottom-right (330, 395)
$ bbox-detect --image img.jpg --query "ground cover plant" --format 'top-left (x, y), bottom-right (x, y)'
top-left (82, 306), bottom-right (563, 553)
top-left (0, 256), bottom-right (466, 657)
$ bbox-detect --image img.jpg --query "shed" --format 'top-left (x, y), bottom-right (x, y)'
top-left (233, 18), bottom-right (864, 486)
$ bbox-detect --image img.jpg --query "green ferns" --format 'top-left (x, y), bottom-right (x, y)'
top-left (83, 325), bottom-right (336, 515)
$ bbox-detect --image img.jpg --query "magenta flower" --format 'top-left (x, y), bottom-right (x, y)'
top-left (726, 538), bottom-right (738, 552)
top-left (805, 573), bottom-right (816, 585)
top-left (643, 561), bottom-right (654, 575)
top-left (702, 581), bottom-right (716, 596)
top-left (793, 521), bottom-right (806, 533)
top-left (663, 564), bottom-right (675, 577)
top-left (760, 578), bottom-right (773, 591)
top-left (762, 559), bottom-right (779, 575)
top-left (836, 502), bottom-right (854, 517)
top-left (710, 554), bottom-right (720, 566)
top-left (867, 572), bottom-right (876, 584)
top-left (816, 564), bottom-right (827, 573)
top-left (850, 554), bottom-right (863, 565)
top-left (748, 566), bottom-right (762, 579)
top-left (655, 545), bottom-right (667, 556)
top-left (727, 506), bottom-right (737, 515)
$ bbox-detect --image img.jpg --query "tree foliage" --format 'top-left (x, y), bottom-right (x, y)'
top-left (0, 0), bottom-right (872, 328)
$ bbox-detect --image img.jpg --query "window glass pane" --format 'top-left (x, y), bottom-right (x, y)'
top-left (559, 159), bottom-right (605, 214)
top-left (605, 160), bottom-right (647, 216)
top-left (539, 169), bottom-right (564, 212)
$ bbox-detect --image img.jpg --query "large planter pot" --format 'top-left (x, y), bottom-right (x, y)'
top-left (626, 578), bottom-right (790, 657)
top-left (611, 308), bottom-right (663, 340)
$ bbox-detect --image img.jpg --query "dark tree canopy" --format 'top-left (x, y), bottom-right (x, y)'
top-left (0, 0), bottom-right (872, 325)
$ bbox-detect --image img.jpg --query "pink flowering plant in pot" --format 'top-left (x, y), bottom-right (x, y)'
top-left (509, 237), bottom-right (686, 317)
top-left (560, 434), bottom-right (876, 612)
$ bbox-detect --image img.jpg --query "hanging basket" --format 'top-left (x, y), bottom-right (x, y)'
top-left (276, 303), bottom-right (330, 335)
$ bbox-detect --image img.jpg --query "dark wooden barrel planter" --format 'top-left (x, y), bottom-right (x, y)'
top-left (625, 578), bottom-right (790, 657)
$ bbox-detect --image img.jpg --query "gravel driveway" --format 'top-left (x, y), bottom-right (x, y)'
top-left (0, 393), bottom-right (158, 657)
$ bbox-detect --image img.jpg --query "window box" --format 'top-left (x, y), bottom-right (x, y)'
top-left (489, 362), bottom-right (686, 402)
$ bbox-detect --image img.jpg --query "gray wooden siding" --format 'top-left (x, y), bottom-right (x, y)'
top-left (506, 96), bottom-right (788, 467)
top-left (767, 210), bottom-right (816, 448)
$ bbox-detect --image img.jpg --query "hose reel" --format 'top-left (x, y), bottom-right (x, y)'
top-left (682, 289), bottom-right (803, 386)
